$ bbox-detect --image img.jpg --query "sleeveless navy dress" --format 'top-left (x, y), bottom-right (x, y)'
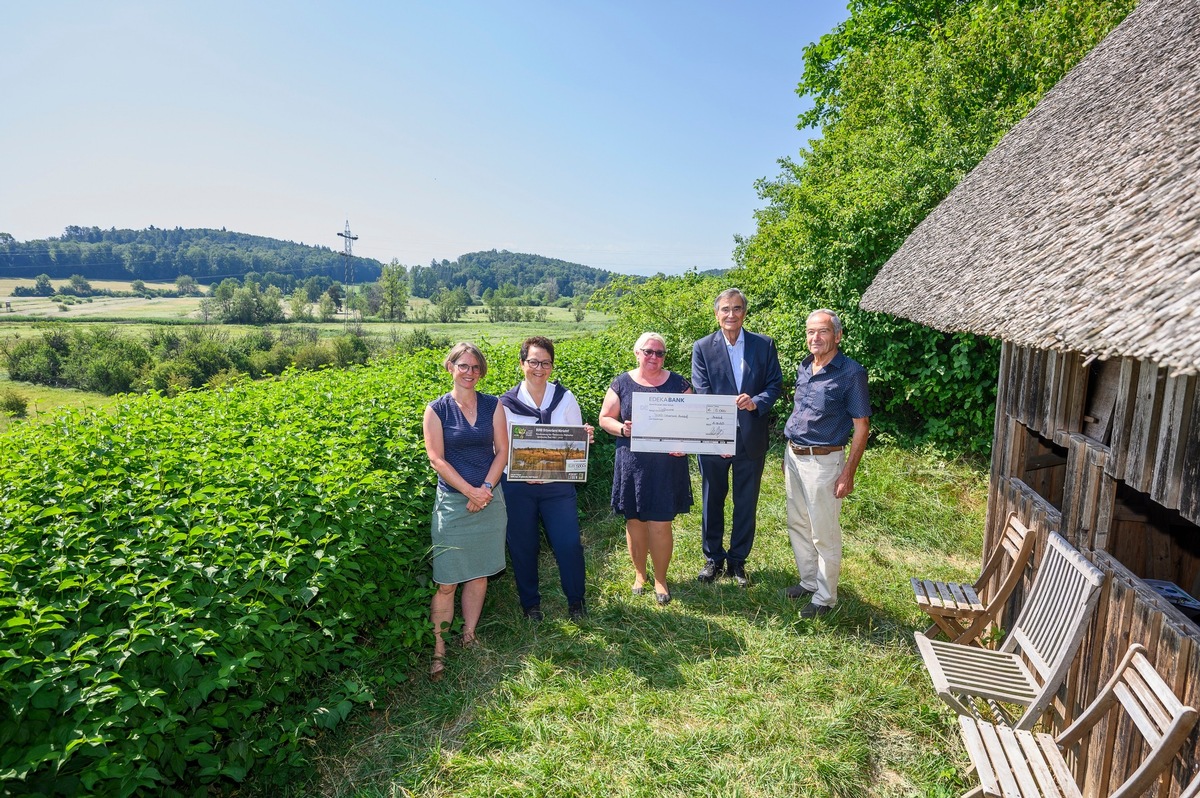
top-left (428, 392), bottom-right (506, 584)
top-left (609, 371), bottom-right (693, 522)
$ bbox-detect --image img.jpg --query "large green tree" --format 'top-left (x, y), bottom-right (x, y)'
top-left (378, 260), bottom-right (409, 321)
top-left (732, 0), bottom-right (1136, 451)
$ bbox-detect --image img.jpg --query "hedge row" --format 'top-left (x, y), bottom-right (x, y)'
top-left (0, 336), bottom-right (630, 796)
top-left (1, 352), bottom-right (444, 795)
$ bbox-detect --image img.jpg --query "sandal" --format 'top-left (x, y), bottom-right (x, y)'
top-left (429, 655), bottom-right (446, 682)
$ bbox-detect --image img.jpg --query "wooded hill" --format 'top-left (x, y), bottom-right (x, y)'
top-left (407, 250), bottom-right (621, 299)
top-left (0, 227), bottom-right (372, 284)
top-left (0, 228), bottom-right (619, 295)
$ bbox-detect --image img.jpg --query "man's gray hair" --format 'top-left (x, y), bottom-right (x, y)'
top-left (714, 287), bottom-right (748, 313)
top-left (807, 309), bottom-right (843, 336)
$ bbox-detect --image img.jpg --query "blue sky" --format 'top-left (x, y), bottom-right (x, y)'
top-left (0, 2), bottom-right (849, 276)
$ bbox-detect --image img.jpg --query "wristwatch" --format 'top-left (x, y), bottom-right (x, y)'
top-left (482, 480), bottom-right (493, 490)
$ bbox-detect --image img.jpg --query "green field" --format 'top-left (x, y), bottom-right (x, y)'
top-left (0, 281), bottom-right (612, 431)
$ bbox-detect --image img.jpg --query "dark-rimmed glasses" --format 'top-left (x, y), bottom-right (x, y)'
top-left (639, 348), bottom-right (666, 358)
top-left (523, 359), bottom-right (554, 369)
top-left (454, 362), bottom-right (482, 374)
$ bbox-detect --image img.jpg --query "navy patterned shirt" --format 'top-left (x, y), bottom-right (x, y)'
top-left (783, 350), bottom-right (871, 447)
top-left (429, 392), bottom-right (499, 493)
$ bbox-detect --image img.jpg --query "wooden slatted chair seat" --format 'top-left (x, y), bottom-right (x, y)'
top-left (916, 532), bottom-right (1105, 730)
top-left (957, 644), bottom-right (1198, 798)
top-left (912, 512), bottom-right (1035, 646)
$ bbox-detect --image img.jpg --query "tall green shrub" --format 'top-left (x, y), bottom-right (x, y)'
top-left (733, 0), bottom-right (1136, 453)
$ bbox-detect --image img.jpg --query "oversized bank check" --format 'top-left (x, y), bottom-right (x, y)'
top-left (630, 393), bottom-right (737, 455)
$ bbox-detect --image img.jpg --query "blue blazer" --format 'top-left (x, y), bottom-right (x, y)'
top-left (691, 329), bottom-right (784, 460)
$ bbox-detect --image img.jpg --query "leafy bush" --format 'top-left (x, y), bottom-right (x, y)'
top-left (330, 335), bottom-right (370, 368)
top-left (0, 351), bottom-right (459, 795)
top-left (588, 272), bottom-right (727, 371)
top-left (0, 387), bottom-right (28, 417)
top-left (5, 338), bottom-right (63, 385)
top-left (292, 343), bottom-right (334, 371)
top-left (58, 329), bottom-right (153, 395)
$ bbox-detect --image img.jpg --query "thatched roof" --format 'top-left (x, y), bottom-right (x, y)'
top-left (860, 0), bottom-right (1200, 373)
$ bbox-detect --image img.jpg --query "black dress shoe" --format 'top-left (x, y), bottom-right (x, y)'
top-left (726, 563), bottom-right (750, 588)
top-left (785, 585), bottom-right (815, 600)
top-left (568, 601), bottom-right (586, 620)
top-left (800, 603), bottom-right (832, 618)
top-left (523, 605), bottom-right (544, 622)
top-left (697, 560), bottom-right (725, 583)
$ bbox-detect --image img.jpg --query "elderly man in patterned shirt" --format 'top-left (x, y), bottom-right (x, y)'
top-left (782, 309), bottom-right (871, 618)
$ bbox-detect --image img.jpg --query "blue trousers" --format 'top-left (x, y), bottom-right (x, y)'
top-left (502, 479), bottom-right (586, 609)
top-left (698, 453), bottom-right (766, 567)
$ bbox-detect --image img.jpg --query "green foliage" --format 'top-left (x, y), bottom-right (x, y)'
top-left (3, 325), bottom-right (375, 397)
top-left (734, 0), bottom-right (1135, 454)
top-left (0, 227), bottom-right (383, 284)
top-left (588, 272), bottom-right (728, 374)
top-left (0, 387), bottom-right (28, 418)
top-left (0, 336), bottom-right (630, 794)
top-left (409, 250), bottom-right (620, 301)
top-left (0, 353), bottom-right (448, 794)
top-left (432, 287), bottom-right (469, 323)
top-left (58, 329), bottom-right (153, 395)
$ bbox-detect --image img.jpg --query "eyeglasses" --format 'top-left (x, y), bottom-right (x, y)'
top-left (639, 348), bottom-right (666, 358)
top-left (454, 363), bottom-right (482, 374)
top-left (523, 359), bottom-right (553, 369)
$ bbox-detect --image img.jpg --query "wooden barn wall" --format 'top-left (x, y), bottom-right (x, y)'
top-left (1076, 553), bottom-right (1200, 797)
top-left (993, 342), bottom-right (1200, 531)
top-left (1107, 355), bottom-right (1200, 526)
top-left (985, 342), bottom-right (1200, 793)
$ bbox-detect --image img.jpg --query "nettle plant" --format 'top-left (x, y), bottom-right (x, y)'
top-left (0, 354), bottom-right (449, 795)
top-left (0, 339), bottom-right (627, 795)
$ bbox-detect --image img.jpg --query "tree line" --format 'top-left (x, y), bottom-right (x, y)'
top-left (0, 229), bottom-right (622, 304)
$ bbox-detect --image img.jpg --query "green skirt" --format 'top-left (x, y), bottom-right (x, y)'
top-left (430, 485), bottom-right (507, 585)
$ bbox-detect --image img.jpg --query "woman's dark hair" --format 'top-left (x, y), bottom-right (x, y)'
top-left (520, 336), bottom-right (555, 363)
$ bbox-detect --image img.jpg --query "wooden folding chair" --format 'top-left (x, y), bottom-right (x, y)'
top-left (916, 532), bottom-right (1105, 730)
top-left (912, 512), bottom-right (1035, 646)
top-left (957, 643), bottom-right (1198, 797)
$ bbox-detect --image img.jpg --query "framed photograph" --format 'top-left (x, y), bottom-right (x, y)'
top-left (508, 424), bottom-right (590, 482)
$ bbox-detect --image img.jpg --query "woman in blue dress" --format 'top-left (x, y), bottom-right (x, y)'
top-left (598, 332), bottom-right (693, 605)
top-left (422, 342), bottom-right (509, 681)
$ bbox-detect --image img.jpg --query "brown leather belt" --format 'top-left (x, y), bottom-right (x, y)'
top-left (789, 443), bottom-right (844, 456)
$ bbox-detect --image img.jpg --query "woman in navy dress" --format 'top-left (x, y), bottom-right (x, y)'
top-left (598, 332), bottom-right (692, 605)
top-left (423, 342), bottom-right (509, 681)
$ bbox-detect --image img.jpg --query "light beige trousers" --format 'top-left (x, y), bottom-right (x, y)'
top-left (784, 448), bottom-right (845, 607)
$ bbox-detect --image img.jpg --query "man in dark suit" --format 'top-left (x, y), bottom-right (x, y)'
top-left (691, 288), bottom-right (784, 587)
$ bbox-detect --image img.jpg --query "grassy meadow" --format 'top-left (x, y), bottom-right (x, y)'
top-left (0, 279), bottom-right (611, 430)
top-left (237, 441), bottom-right (987, 798)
